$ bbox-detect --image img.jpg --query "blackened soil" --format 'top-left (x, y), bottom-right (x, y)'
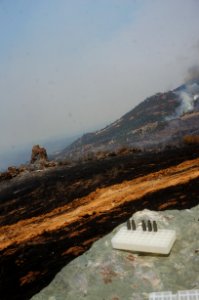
top-left (0, 145), bottom-right (199, 227)
top-left (0, 145), bottom-right (199, 300)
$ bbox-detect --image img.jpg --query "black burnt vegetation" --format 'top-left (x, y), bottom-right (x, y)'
top-left (0, 145), bottom-right (199, 227)
top-left (0, 144), bottom-right (199, 300)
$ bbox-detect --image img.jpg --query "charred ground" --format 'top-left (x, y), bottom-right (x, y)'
top-left (0, 145), bottom-right (199, 300)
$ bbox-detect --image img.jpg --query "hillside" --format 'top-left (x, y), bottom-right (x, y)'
top-left (56, 81), bottom-right (199, 161)
top-left (0, 81), bottom-right (199, 300)
top-left (0, 145), bottom-right (199, 299)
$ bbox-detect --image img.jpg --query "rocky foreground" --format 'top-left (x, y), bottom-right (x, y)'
top-left (0, 146), bottom-right (199, 300)
top-left (32, 205), bottom-right (199, 300)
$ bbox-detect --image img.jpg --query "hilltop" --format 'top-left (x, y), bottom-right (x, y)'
top-left (56, 81), bottom-right (199, 161)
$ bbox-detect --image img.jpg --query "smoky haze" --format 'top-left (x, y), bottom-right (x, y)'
top-left (0, 0), bottom-right (199, 159)
top-left (185, 65), bottom-right (199, 83)
top-left (171, 64), bottom-right (199, 118)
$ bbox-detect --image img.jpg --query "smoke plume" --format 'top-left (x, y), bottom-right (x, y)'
top-left (175, 65), bottom-right (199, 116)
top-left (185, 65), bottom-right (199, 83)
top-left (176, 91), bottom-right (194, 115)
top-left (166, 80), bottom-right (199, 121)
top-left (175, 81), bottom-right (199, 116)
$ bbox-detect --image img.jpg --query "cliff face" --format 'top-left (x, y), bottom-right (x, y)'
top-left (0, 145), bottom-right (199, 300)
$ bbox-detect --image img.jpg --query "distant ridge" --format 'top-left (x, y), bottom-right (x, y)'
top-left (56, 81), bottom-right (199, 161)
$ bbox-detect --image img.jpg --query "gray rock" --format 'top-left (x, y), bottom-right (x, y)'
top-left (32, 205), bottom-right (199, 300)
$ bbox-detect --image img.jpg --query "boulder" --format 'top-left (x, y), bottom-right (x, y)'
top-left (31, 205), bottom-right (199, 300)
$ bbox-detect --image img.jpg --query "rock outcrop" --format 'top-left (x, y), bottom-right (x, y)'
top-left (30, 145), bottom-right (48, 164)
top-left (0, 165), bottom-right (27, 181)
top-left (32, 205), bottom-right (199, 300)
top-left (0, 145), bottom-right (57, 182)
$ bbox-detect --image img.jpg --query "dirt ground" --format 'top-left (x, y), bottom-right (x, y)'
top-left (0, 146), bottom-right (199, 300)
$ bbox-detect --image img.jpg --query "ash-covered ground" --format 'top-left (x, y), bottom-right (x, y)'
top-left (0, 145), bottom-right (199, 300)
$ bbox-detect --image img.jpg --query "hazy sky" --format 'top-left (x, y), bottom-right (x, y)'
top-left (0, 0), bottom-right (199, 152)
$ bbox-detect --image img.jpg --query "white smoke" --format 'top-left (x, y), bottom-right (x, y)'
top-left (166, 88), bottom-right (198, 121)
top-left (176, 91), bottom-right (194, 115)
top-left (165, 66), bottom-right (199, 121)
top-left (176, 82), bottom-right (199, 116)
top-left (168, 81), bottom-right (199, 120)
top-left (187, 83), bottom-right (199, 95)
